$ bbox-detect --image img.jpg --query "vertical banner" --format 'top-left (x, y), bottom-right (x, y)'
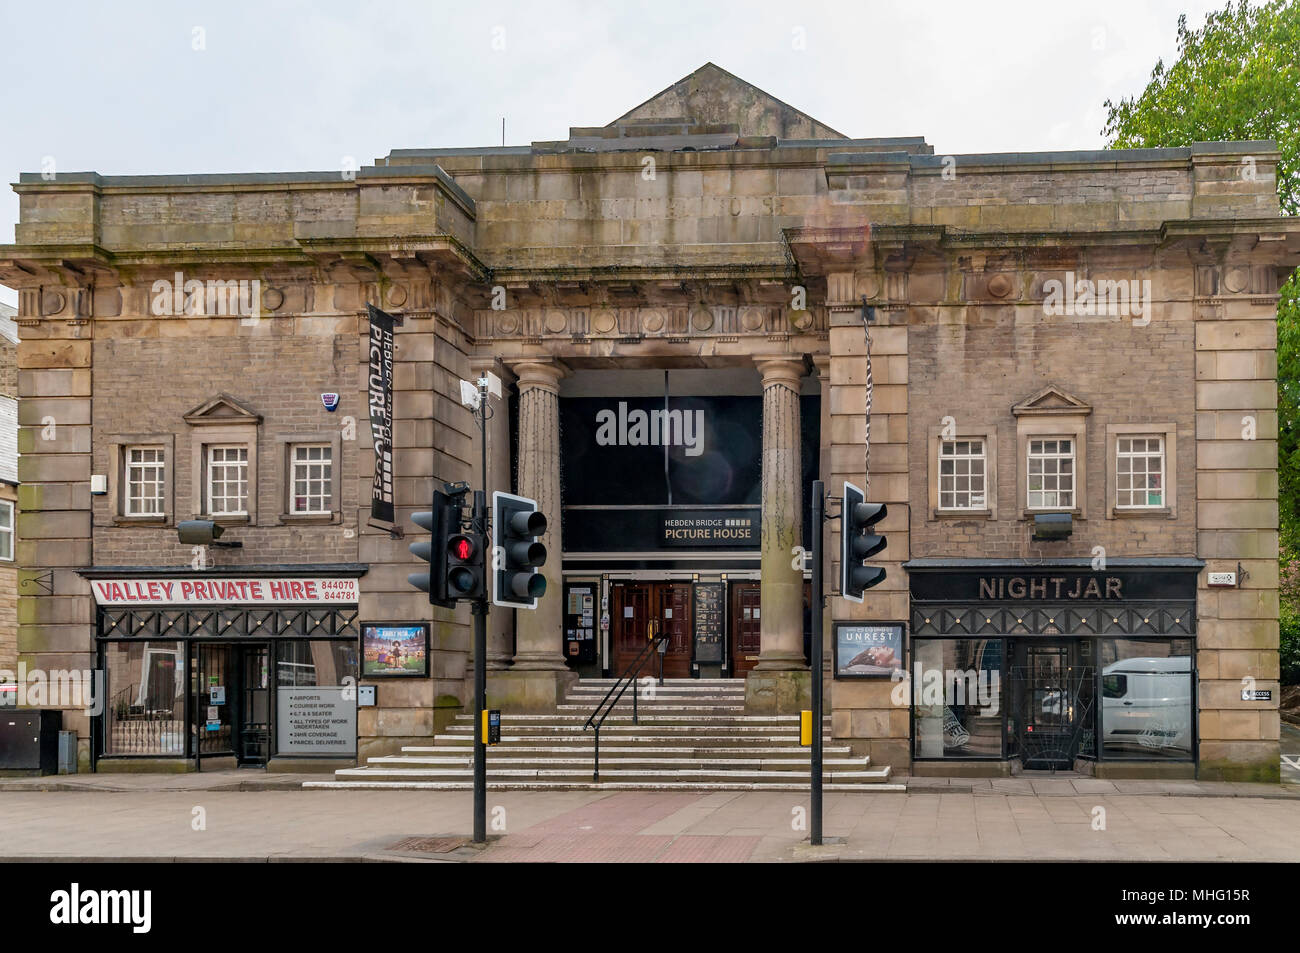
top-left (367, 304), bottom-right (396, 524)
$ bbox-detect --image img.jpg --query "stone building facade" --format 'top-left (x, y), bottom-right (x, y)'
top-left (0, 302), bottom-right (17, 678)
top-left (2, 64), bottom-right (1297, 779)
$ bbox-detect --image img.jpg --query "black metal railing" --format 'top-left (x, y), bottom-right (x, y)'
top-left (583, 629), bottom-right (669, 782)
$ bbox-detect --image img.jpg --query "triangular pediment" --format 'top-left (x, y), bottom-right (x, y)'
top-left (183, 393), bottom-right (262, 426)
top-left (610, 63), bottom-right (846, 140)
top-left (1012, 385), bottom-right (1092, 417)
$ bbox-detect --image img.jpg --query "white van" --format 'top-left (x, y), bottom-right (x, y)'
top-left (1101, 656), bottom-right (1193, 754)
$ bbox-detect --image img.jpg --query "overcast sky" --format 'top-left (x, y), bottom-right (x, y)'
top-left (0, 0), bottom-right (1227, 307)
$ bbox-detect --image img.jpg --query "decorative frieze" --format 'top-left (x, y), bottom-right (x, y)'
top-left (473, 304), bottom-right (826, 340)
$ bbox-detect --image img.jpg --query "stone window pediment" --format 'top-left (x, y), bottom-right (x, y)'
top-left (183, 393), bottom-right (262, 427)
top-left (1012, 385), bottom-right (1092, 418)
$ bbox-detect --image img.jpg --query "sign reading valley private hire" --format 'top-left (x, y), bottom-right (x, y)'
top-left (367, 303), bottom-right (396, 524)
top-left (89, 577), bottom-right (359, 606)
top-left (662, 511), bottom-right (757, 546)
top-left (276, 687), bottom-right (356, 755)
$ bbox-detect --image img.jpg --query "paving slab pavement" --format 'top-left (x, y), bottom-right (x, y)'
top-left (1, 781), bottom-right (1299, 862)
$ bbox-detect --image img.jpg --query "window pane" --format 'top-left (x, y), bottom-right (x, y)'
top-left (913, 639), bottom-right (1004, 759)
top-left (1099, 639), bottom-right (1193, 760)
top-left (103, 641), bottom-right (187, 755)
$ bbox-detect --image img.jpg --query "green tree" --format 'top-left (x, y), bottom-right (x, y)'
top-left (1103, 1), bottom-right (1300, 609)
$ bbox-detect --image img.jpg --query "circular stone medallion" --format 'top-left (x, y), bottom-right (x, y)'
top-left (590, 309), bottom-right (617, 334)
top-left (544, 309), bottom-right (567, 334)
top-left (739, 307), bottom-right (764, 331)
top-left (641, 310), bottom-right (665, 333)
top-left (690, 307), bottom-right (714, 332)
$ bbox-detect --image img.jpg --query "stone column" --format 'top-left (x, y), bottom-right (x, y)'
top-left (470, 357), bottom-right (515, 671)
top-left (746, 356), bottom-right (811, 714)
top-left (488, 359), bottom-right (576, 712)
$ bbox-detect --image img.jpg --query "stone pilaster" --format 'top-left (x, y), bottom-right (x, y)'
top-left (1194, 289), bottom-right (1281, 781)
top-left (826, 272), bottom-right (911, 772)
top-left (470, 357), bottom-right (515, 671)
top-left (745, 356), bottom-right (809, 714)
top-left (489, 359), bottom-right (574, 712)
top-left (13, 294), bottom-right (96, 769)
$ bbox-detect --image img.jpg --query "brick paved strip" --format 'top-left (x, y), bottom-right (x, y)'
top-left (656, 835), bottom-right (761, 863)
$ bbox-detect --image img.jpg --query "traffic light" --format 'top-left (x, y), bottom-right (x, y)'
top-left (408, 489), bottom-right (459, 609)
top-left (445, 528), bottom-right (486, 600)
top-left (841, 480), bottom-right (887, 602)
top-left (492, 490), bottom-right (547, 609)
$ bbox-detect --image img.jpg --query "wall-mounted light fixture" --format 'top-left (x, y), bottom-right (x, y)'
top-left (177, 519), bottom-right (242, 549)
top-left (1031, 513), bottom-right (1073, 542)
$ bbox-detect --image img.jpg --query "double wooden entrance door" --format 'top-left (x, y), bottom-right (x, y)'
top-left (610, 582), bottom-right (692, 679)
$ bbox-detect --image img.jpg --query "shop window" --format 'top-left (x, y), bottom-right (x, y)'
top-left (1098, 638), bottom-right (1193, 760)
top-left (102, 641), bottom-right (186, 756)
top-left (125, 446), bottom-right (166, 516)
top-left (1027, 438), bottom-right (1075, 509)
top-left (1107, 423), bottom-right (1176, 518)
top-left (1013, 384), bottom-right (1090, 518)
top-left (1115, 436), bottom-right (1163, 507)
top-left (106, 435), bottom-right (174, 524)
top-left (290, 444), bottom-right (333, 515)
top-left (277, 640), bottom-right (357, 686)
top-left (0, 499), bottom-right (12, 560)
top-left (927, 425), bottom-right (997, 518)
top-left (940, 439), bottom-right (986, 509)
top-left (911, 638), bottom-right (1004, 759)
top-left (184, 394), bottom-right (261, 523)
top-left (205, 445), bottom-right (249, 516)
top-left (276, 432), bottom-right (343, 522)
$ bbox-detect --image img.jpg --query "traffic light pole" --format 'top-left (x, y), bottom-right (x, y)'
top-left (472, 488), bottom-right (488, 845)
top-left (472, 371), bottom-right (493, 845)
top-left (811, 479), bottom-right (824, 847)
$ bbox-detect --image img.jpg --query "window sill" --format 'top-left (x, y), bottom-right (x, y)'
top-left (1021, 508), bottom-right (1082, 520)
top-left (279, 512), bottom-right (338, 525)
top-left (933, 508), bottom-right (992, 520)
top-left (113, 515), bottom-right (168, 527)
top-left (199, 515), bottom-right (251, 527)
top-left (1111, 506), bottom-right (1172, 519)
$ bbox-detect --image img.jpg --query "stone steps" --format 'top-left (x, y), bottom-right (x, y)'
top-left (314, 677), bottom-right (892, 792)
top-left (304, 780), bottom-right (907, 792)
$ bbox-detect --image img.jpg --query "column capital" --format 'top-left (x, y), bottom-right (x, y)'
top-left (754, 356), bottom-right (806, 391)
top-left (811, 353), bottom-right (830, 379)
top-left (509, 359), bottom-right (570, 394)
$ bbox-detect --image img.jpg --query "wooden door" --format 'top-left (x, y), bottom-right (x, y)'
top-left (611, 583), bottom-right (654, 676)
top-left (656, 583), bottom-right (693, 679)
top-left (730, 583), bottom-right (762, 676)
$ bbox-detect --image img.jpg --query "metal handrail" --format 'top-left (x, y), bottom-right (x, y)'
top-left (583, 630), bottom-right (670, 782)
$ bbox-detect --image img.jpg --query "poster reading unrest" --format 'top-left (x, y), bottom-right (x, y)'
top-left (833, 622), bottom-right (906, 679)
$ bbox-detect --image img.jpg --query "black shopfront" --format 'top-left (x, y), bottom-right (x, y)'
top-left (555, 379), bottom-right (819, 679)
top-left (84, 565), bottom-right (365, 770)
top-left (905, 559), bottom-right (1201, 772)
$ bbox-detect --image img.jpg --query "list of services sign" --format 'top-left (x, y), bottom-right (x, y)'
top-left (276, 687), bottom-right (356, 755)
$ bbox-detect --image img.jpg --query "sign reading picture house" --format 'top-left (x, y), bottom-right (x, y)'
top-left (560, 394), bottom-right (818, 552)
top-left (367, 304), bottom-right (396, 524)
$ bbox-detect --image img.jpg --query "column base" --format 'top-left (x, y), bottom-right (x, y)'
top-left (744, 670), bottom-right (812, 715)
top-left (487, 669), bottom-right (577, 714)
